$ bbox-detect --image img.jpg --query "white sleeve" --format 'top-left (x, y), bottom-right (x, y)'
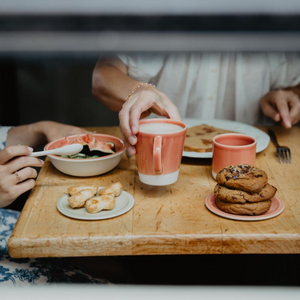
top-left (116, 54), bottom-right (165, 82)
top-left (0, 126), bottom-right (12, 150)
top-left (268, 53), bottom-right (300, 90)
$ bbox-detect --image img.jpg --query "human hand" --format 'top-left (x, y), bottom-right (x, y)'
top-left (42, 121), bottom-right (88, 142)
top-left (0, 145), bottom-right (44, 208)
top-left (261, 90), bottom-right (300, 128)
top-left (118, 86), bottom-right (181, 156)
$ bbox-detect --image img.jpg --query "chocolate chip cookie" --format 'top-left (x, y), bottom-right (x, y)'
top-left (215, 197), bottom-right (272, 215)
top-left (214, 183), bottom-right (277, 204)
top-left (216, 164), bottom-right (268, 193)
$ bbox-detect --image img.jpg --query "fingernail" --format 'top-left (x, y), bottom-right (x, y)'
top-left (27, 147), bottom-right (33, 152)
top-left (39, 159), bottom-right (44, 164)
top-left (286, 121), bottom-right (292, 128)
top-left (132, 126), bottom-right (138, 134)
top-left (128, 136), bottom-right (137, 145)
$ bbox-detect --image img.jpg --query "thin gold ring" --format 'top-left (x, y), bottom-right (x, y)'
top-left (15, 171), bottom-right (21, 182)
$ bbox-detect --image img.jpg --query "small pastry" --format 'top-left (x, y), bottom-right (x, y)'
top-left (67, 185), bottom-right (98, 196)
top-left (85, 195), bottom-right (115, 214)
top-left (99, 181), bottom-right (122, 197)
top-left (68, 189), bottom-right (96, 208)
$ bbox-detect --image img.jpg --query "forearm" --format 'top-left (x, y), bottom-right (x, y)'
top-left (6, 121), bottom-right (48, 148)
top-left (92, 58), bottom-right (139, 112)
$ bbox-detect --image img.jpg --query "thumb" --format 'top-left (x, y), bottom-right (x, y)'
top-left (0, 145), bottom-right (33, 165)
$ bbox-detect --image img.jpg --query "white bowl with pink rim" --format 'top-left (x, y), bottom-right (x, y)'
top-left (44, 133), bottom-right (125, 177)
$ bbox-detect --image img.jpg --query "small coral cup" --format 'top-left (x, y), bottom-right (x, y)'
top-left (212, 133), bottom-right (256, 180)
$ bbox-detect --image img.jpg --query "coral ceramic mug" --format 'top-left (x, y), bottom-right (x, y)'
top-left (212, 133), bottom-right (256, 180)
top-left (136, 118), bottom-right (187, 186)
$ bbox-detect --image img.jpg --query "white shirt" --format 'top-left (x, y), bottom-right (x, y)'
top-left (117, 53), bottom-right (300, 125)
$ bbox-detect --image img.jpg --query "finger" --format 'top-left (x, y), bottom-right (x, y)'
top-left (119, 101), bottom-right (137, 146)
top-left (121, 131), bottom-right (136, 157)
top-left (286, 94), bottom-right (300, 125)
top-left (125, 142), bottom-right (136, 157)
top-left (261, 101), bottom-right (281, 122)
top-left (12, 167), bottom-right (38, 184)
top-left (289, 101), bottom-right (300, 125)
top-left (129, 95), bottom-right (173, 135)
top-left (129, 99), bottom-right (156, 135)
top-left (275, 99), bottom-right (291, 128)
top-left (0, 145), bottom-right (33, 165)
top-left (6, 156), bottom-right (44, 174)
top-left (3, 178), bottom-right (36, 204)
top-left (13, 179), bottom-right (36, 199)
top-left (122, 136), bottom-right (132, 153)
top-left (127, 145), bottom-right (136, 157)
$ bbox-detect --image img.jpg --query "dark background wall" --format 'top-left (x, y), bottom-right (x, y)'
top-left (1, 11), bottom-right (300, 128)
top-left (0, 55), bottom-right (119, 128)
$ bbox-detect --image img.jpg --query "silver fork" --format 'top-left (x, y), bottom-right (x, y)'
top-left (268, 129), bottom-right (292, 164)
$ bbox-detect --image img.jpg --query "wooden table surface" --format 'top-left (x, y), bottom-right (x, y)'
top-left (8, 126), bottom-right (300, 258)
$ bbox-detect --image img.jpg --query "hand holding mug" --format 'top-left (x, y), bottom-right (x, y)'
top-left (119, 86), bottom-right (182, 156)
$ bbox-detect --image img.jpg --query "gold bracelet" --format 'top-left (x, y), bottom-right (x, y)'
top-left (126, 82), bottom-right (156, 100)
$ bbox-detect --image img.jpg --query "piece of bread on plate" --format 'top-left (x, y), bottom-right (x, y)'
top-left (85, 195), bottom-right (115, 214)
top-left (68, 189), bottom-right (96, 208)
top-left (99, 181), bottom-right (122, 197)
top-left (67, 185), bottom-right (98, 196)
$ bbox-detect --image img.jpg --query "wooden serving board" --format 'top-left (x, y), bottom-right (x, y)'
top-left (8, 126), bottom-right (300, 258)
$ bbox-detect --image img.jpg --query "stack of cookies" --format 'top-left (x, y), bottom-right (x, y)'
top-left (214, 164), bottom-right (277, 216)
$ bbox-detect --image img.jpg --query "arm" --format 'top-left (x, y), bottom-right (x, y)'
top-left (6, 121), bottom-right (87, 148)
top-left (92, 56), bottom-right (138, 112)
top-left (260, 83), bottom-right (300, 128)
top-left (92, 56), bottom-right (181, 155)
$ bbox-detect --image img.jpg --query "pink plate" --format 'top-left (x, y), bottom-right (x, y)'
top-left (205, 193), bottom-right (284, 221)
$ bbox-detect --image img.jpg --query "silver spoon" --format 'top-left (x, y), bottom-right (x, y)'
top-left (28, 144), bottom-right (83, 157)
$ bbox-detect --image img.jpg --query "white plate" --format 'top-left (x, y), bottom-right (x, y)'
top-left (57, 188), bottom-right (134, 220)
top-left (183, 118), bottom-right (270, 158)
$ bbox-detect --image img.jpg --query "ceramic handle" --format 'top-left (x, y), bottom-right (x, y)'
top-left (153, 136), bottom-right (162, 174)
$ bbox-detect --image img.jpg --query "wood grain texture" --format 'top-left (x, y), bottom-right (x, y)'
top-left (8, 126), bottom-right (300, 258)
